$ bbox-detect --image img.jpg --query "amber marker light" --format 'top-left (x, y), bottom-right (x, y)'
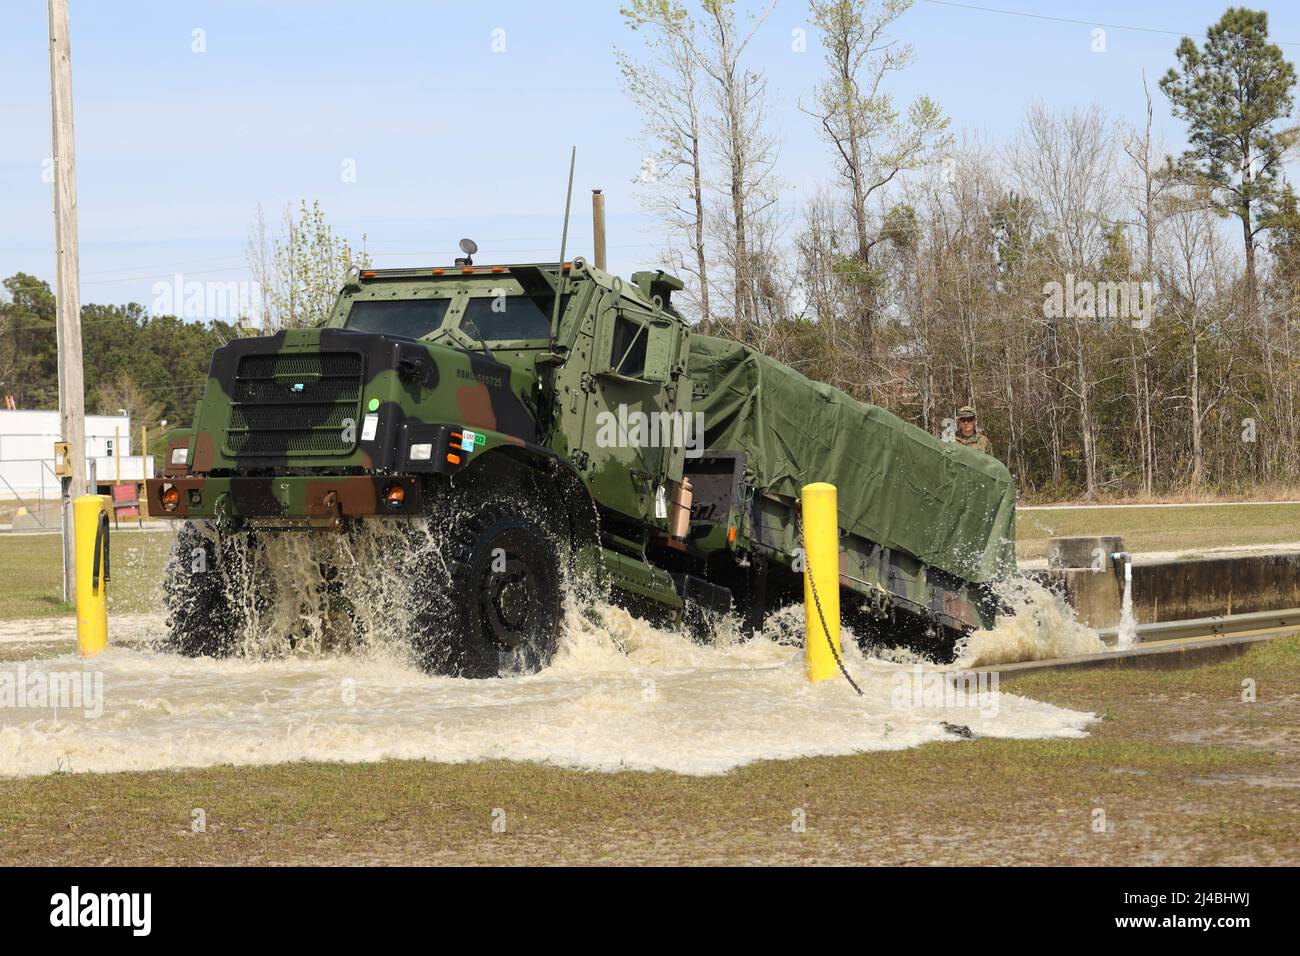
top-left (160, 484), bottom-right (180, 512)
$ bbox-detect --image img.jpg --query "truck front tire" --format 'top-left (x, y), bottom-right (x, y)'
top-left (412, 501), bottom-right (563, 678)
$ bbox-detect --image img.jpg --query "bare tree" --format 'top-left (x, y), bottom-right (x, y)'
top-left (1012, 102), bottom-right (1121, 497)
top-left (1159, 196), bottom-right (1236, 486)
top-left (804, 0), bottom-right (949, 381)
top-left (618, 0), bottom-right (712, 322)
top-left (246, 200), bottom-right (370, 333)
top-left (693, 0), bottom-right (779, 340)
top-left (1120, 75), bottom-right (1174, 495)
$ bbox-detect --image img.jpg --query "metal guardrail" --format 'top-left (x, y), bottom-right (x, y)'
top-left (1097, 608), bottom-right (1300, 643)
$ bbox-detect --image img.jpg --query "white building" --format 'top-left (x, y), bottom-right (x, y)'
top-left (0, 409), bottom-right (155, 499)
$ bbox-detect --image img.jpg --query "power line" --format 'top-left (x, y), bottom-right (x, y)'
top-left (920, 0), bottom-right (1300, 47)
top-left (80, 254), bottom-right (247, 280)
top-left (368, 242), bottom-right (658, 259)
top-left (58, 241), bottom-right (661, 289)
top-left (14, 232), bottom-right (664, 296)
top-left (3, 379), bottom-right (213, 409)
top-left (91, 379), bottom-right (212, 395)
top-left (82, 264), bottom-right (253, 286)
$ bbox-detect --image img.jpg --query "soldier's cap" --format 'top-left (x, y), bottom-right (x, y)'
top-left (956, 405), bottom-right (977, 420)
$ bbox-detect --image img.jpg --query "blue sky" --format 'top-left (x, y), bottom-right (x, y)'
top-left (4, 0), bottom-right (1300, 311)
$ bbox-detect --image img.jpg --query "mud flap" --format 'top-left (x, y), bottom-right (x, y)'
top-left (671, 573), bottom-right (733, 644)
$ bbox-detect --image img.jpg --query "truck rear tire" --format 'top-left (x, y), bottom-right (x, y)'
top-left (411, 501), bottom-right (563, 678)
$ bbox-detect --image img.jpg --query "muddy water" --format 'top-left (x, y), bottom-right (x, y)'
top-left (0, 599), bottom-right (1094, 779)
top-left (0, 520), bottom-right (1101, 779)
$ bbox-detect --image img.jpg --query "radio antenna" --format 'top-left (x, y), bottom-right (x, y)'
top-left (550, 146), bottom-right (576, 337)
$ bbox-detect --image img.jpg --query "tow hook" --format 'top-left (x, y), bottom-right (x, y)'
top-left (307, 490), bottom-right (344, 532)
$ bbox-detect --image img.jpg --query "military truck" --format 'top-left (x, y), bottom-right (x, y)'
top-left (146, 252), bottom-right (1016, 676)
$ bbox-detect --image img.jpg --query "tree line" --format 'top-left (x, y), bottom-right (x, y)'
top-left (0, 199), bottom-right (366, 466)
top-left (0, 271), bottom-right (235, 463)
top-left (619, 2), bottom-right (1300, 497)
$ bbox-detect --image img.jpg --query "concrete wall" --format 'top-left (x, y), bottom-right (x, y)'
top-left (1038, 568), bottom-right (1120, 629)
top-left (1131, 554), bottom-right (1300, 622)
top-left (1041, 553), bottom-right (1300, 629)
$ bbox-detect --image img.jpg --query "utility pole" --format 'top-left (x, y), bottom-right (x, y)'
top-left (49, 0), bottom-right (87, 599)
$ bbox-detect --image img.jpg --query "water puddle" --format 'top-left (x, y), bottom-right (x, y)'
top-left (0, 521), bottom-right (1098, 778)
top-left (0, 599), bottom-right (1093, 779)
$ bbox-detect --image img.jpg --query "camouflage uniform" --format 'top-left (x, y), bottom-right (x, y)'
top-left (954, 405), bottom-right (993, 456)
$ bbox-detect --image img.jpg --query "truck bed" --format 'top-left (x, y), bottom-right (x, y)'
top-left (687, 334), bottom-right (1016, 585)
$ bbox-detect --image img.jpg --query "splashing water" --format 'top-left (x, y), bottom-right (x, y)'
top-left (1115, 563), bottom-right (1138, 649)
top-left (0, 607), bottom-right (1095, 779)
top-left (953, 576), bottom-right (1105, 667)
top-left (180, 518), bottom-right (444, 662)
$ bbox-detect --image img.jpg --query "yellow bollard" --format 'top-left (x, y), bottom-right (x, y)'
top-left (802, 482), bottom-right (841, 683)
top-left (74, 494), bottom-right (111, 657)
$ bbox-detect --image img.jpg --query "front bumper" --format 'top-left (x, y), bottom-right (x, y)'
top-left (144, 475), bottom-right (422, 530)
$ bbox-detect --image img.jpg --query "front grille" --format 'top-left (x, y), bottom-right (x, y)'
top-left (225, 351), bottom-right (364, 457)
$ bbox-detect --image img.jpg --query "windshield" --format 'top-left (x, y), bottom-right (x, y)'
top-left (459, 295), bottom-right (553, 341)
top-left (345, 299), bottom-right (451, 339)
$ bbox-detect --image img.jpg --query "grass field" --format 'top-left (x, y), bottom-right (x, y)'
top-left (1, 636), bottom-right (1296, 865)
top-left (2, 510), bottom-right (1297, 865)
top-left (0, 529), bottom-right (174, 620)
top-left (1015, 502), bottom-right (1300, 561)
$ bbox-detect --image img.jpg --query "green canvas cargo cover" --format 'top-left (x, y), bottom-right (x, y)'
top-left (687, 334), bottom-right (1017, 584)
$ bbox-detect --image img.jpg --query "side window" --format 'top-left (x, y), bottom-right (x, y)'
top-left (610, 315), bottom-right (648, 378)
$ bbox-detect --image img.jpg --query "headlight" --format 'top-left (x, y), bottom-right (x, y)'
top-left (409, 442), bottom-right (432, 461)
top-left (170, 446), bottom-right (189, 465)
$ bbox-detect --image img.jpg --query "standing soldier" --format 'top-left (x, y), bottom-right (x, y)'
top-left (953, 405), bottom-right (993, 456)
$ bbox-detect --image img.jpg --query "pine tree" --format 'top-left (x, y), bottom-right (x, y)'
top-left (1160, 7), bottom-right (1297, 310)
